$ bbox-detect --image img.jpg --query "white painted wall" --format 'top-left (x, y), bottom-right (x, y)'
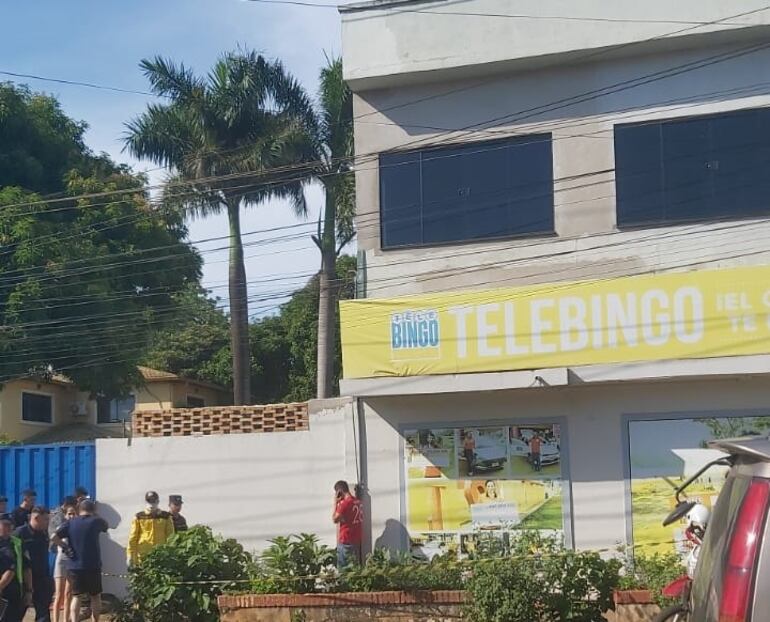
top-left (361, 376), bottom-right (770, 552)
top-left (347, 30), bottom-right (770, 299)
top-left (95, 399), bottom-right (357, 596)
top-left (341, 0), bottom-right (770, 87)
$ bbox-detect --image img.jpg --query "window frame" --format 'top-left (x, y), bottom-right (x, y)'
top-left (21, 390), bottom-right (54, 426)
top-left (96, 394), bottom-right (136, 425)
top-left (614, 106), bottom-right (770, 230)
top-left (378, 135), bottom-right (557, 251)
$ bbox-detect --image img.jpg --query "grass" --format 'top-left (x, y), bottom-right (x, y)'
top-left (516, 495), bottom-right (563, 530)
top-left (631, 477), bottom-right (721, 554)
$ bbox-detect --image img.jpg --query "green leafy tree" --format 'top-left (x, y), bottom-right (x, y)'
top-left (0, 169), bottom-right (201, 395)
top-left (124, 51), bottom-right (316, 405)
top-left (0, 83), bottom-right (95, 194)
top-left (142, 286), bottom-right (230, 383)
top-left (200, 255), bottom-right (355, 402)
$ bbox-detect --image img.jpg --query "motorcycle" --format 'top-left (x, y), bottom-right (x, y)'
top-left (653, 457), bottom-right (729, 622)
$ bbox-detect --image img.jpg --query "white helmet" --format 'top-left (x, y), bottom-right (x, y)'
top-left (687, 503), bottom-right (710, 530)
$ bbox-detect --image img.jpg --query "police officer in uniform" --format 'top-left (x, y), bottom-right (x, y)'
top-left (127, 492), bottom-right (174, 566)
top-left (0, 515), bottom-right (27, 622)
top-left (168, 496), bottom-right (187, 533)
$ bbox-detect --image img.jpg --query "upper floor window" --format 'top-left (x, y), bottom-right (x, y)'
top-left (379, 135), bottom-right (554, 249)
top-left (615, 107), bottom-right (770, 227)
top-left (22, 392), bottom-right (52, 424)
top-left (97, 395), bottom-right (135, 424)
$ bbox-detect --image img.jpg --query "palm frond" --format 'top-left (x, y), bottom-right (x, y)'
top-left (139, 56), bottom-right (206, 101)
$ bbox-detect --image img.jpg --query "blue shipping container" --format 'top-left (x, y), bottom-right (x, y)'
top-left (0, 443), bottom-right (96, 511)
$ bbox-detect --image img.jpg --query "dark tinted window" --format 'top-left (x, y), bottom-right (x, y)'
top-left (96, 396), bottom-right (135, 424)
top-left (22, 392), bottom-right (52, 424)
top-left (615, 107), bottom-right (770, 227)
top-left (380, 135), bottom-right (554, 248)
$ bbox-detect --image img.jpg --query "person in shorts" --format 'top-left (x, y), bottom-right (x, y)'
top-left (51, 500), bottom-right (108, 622)
top-left (51, 502), bottom-right (76, 622)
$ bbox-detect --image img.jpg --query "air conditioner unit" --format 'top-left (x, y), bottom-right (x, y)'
top-left (70, 401), bottom-right (88, 417)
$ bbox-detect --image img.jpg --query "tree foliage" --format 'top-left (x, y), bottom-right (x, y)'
top-left (146, 255), bottom-right (356, 402)
top-left (0, 83), bottom-right (95, 194)
top-left (0, 83), bottom-right (201, 394)
top-left (125, 50), bottom-right (318, 405)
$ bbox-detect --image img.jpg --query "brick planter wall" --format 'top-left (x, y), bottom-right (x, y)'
top-left (218, 591), bottom-right (465, 622)
top-left (607, 590), bottom-right (661, 622)
top-left (133, 403), bottom-right (309, 437)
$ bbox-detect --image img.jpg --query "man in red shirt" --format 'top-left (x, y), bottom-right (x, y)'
top-left (332, 481), bottom-right (363, 567)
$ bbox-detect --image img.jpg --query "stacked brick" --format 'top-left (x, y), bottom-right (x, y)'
top-left (132, 403), bottom-right (309, 437)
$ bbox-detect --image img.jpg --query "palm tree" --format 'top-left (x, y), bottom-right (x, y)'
top-left (310, 58), bottom-right (355, 399)
top-left (124, 51), bottom-right (316, 405)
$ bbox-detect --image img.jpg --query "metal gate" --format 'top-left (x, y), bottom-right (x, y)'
top-left (0, 443), bottom-right (96, 510)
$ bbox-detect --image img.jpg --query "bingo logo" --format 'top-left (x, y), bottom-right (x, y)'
top-left (390, 310), bottom-right (440, 351)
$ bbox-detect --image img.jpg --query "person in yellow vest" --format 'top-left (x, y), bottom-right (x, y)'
top-left (127, 491), bottom-right (174, 566)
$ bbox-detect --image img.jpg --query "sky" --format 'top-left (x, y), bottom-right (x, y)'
top-left (0, 0), bottom-right (348, 317)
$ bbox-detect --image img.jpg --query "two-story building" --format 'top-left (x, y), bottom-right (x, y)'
top-left (338, 0), bottom-right (770, 559)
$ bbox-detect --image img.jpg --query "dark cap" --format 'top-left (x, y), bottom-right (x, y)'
top-left (169, 495), bottom-right (183, 505)
top-left (145, 491), bottom-right (159, 504)
top-left (74, 486), bottom-right (89, 498)
top-left (31, 506), bottom-right (49, 515)
top-left (0, 514), bottom-right (12, 525)
top-left (22, 489), bottom-right (36, 498)
top-left (0, 496), bottom-right (7, 503)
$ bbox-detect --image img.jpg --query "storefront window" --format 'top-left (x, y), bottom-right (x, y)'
top-left (403, 422), bottom-right (566, 559)
top-left (627, 414), bottom-right (770, 558)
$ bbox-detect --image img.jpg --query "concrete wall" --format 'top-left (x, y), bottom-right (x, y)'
top-left (350, 37), bottom-right (770, 298)
top-left (341, 0), bottom-right (770, 87)
top-left (361, 376), bottom-right (770, 552)
top-left (94, 399), bottom-right (357, 596)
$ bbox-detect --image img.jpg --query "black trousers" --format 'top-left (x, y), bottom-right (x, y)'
top-left (2, 583), bottom-right (23, 622)
top-left (31, 576), bottom-right (53, 622)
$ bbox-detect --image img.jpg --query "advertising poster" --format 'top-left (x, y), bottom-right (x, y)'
top-left (404, 423), bottom-right (564, 559)
top-left (628, 415), bottom-right (770, 557)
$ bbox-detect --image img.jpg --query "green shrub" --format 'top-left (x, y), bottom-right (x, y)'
top-left (336, 548), bottom-right (463, 592)
top-left (251, 534), bottom-right (336, 594)
top-left (465, 533), bottom-right (622, 622)
top-left (115, 526), bottom-right (253, 622)
top-left (618, 551), bottom-right (685, 606)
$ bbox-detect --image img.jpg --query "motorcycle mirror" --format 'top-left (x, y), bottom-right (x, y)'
top-left (662, 500), bottom-right (697, 527)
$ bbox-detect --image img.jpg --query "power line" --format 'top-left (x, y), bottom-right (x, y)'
top-left (0, 70), bottom-right (157, 97)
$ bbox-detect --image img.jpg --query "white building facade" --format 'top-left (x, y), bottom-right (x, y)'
top-left (338, 0), bottom-right (770, 558)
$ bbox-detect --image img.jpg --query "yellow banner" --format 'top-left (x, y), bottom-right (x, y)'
top-left (340, 265), bottom-right (770, 378)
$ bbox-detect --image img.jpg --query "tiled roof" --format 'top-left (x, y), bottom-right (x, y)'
top-left (137, 366), bottom-right (180, 381)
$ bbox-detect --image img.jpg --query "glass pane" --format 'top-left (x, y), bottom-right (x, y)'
top-left (380, 136), bottom-right (554, 248)
top-left (22, 393), bottom-right (52, 423)
top-left (615, 123), bottom-right (665, 226)
top-left (380, 151), bottom-right (422, 248)
top-left (712, 108), bottom-right (770, 217)
top-left (662, 115), bottom-right (712, 222)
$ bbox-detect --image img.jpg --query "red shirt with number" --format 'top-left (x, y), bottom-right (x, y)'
top-left (336, 495), bottom-right (363, 545)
